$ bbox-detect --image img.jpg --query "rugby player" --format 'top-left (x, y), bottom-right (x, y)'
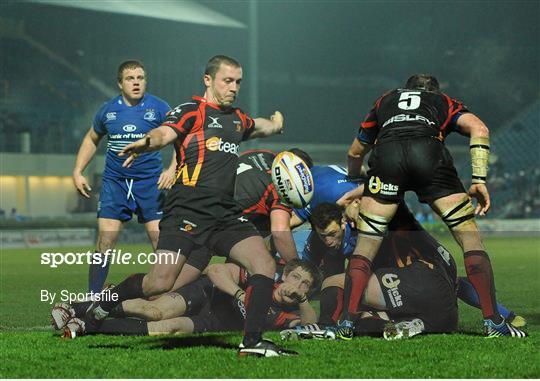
top-left (291, 202), bottom-right (523, 339)
top-left (342, 74), bottom-right (527, 338)
top-left (56, 259), bottom-right (320, 341)
top-left (84, 55), bottom-right (294, 357)
top-left (72, 60), bottom-right (176, 293)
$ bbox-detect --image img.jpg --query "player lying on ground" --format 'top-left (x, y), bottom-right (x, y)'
top-left (53, 259), bottom-right (320, 338)
top-left (287, 202), bottom-right (525, 339)
top-left (343, 73), bottom-right (526, 338)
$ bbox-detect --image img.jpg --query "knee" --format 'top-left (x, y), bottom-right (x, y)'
top-left (249, 253), bottom-right (276, 277)
top-left (143, 274), bottom-right (176, 295)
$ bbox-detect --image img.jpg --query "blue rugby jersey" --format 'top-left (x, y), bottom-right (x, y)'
top-left (294, 165), bottom-right (359, 222)
top-left (93, 93), bottom-right (170, 179)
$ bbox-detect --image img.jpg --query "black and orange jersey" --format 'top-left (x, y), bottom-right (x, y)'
top-left (357, 89), bottom-right (469, 145)
top-left (162, 96), bottom-right (254, 196)
top-left (373, 203), bottom-right (457, 287)
top-left (237, 266), bottom-right (300, 330)
top-left (234, 150), bottom-right (291, 235)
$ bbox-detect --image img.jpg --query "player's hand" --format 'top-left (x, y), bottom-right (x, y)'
top-left (279, 283), bottom-right (306, 304)
top-left (345, 199), bottom-right (361, 228)
top-left (271, 111), bottom-right (284, 134)
top-left (469, 183), bottom-right (491, 216)
top-left (157, 167), bottom-right (176, 190)
top-left (72, 173), bottom-right (91, 198)
top-left (119, 137), bottom-right (151, 168)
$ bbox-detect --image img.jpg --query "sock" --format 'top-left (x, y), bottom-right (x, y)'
top-left (464, 250), bottom-right (501, 323)
top-left (88, 251), bottom-right (110, 293)
top-left (109, 303), bottom-right (126, 318)
top-left (342, 255), bottom-right (372, 320)
top-left (99, 273), bottom-right (145, 312)
top-left (87, 318), bottom-right (148, 335)
top-left (457, 276), bottom-right (510, 319)
top-left (318, 286), bottom-right (343, 326)
top-left (353, 317), bottom-right (386, 337)
top-left (72, 301), bottom-right (92, 318)
top-left (242, 274), bottom-right (274, 347)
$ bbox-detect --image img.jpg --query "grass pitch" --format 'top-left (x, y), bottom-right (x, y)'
top-left (1, 236), bottom-right (539, 378)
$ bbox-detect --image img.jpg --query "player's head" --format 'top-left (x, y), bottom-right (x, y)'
top-left (288, 148), bottom-right (313, 168)
top-left (310, 203), bottom-right (346, 249)
top-left (117, 60), bottom-right (146, 104)
top-left (204, 55), bottom-right (242, 107)
top-left (279, 259), bottom-right (322, 303)
top-left (405, 74), bottom-right (440, 92)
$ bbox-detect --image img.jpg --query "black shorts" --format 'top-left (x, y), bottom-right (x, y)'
top-left (375, 261), bottom-right (458, 333)
top-left (364, 137), bottom-right (465, 203)
top-left (157, 185), bottom-right (260, 257)
top-left (190, 290), bottom-right (244, 333)
top-left (173, 276), bottom-right (214, 315)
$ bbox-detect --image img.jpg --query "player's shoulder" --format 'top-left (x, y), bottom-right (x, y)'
top-left (144, 93), bottom-right (170, 109)
top-left (94, 95), bottom-right (122, 118)
top-left (168, 101), bottom-right (199, 117)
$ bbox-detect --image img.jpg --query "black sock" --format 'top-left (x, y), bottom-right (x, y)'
top-left (353, 317), bottom-right (386, 337)
top-left (109, 303), bottom-right (126, 318)
top-left (318, 286), bottom-right (343, 326)
top-left (242, 274), bottom-right (274, 347)
top-left (87, 318), bottom-right (148, 335)
top-left (99, 273), bottom-right (145, 312)
top-left (72, 301), bottom-right (92, 318)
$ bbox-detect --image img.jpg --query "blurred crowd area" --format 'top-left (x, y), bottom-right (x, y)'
top-left (1, 28), bottom-right (538, 220)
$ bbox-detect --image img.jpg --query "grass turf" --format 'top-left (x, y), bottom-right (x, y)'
top-left (1, 237), bottom-right (539, 378)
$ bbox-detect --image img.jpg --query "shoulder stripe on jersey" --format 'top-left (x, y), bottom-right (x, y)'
top-left (361, 120), bottom-right (377, 128)
top-left (440, 93), bottom-right (463, 133)
top-left (163, 110), bottom-right (198, 135)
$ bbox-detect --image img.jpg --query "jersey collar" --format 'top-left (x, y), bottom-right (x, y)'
top-left (192, 95), bottom-right (230, 111)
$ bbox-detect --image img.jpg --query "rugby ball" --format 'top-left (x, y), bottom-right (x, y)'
top-left (271, 151), bottom-right (314, 208)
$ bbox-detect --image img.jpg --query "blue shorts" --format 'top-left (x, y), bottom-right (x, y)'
top-left (97, 176), bottom-right (164, 223)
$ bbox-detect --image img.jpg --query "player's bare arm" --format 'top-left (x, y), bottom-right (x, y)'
top-left (456, 113), bottom-right (491, 215)
top-left (207, 262), bottom-right (244, 302)
top-left (157, 150), bottom-right (177, 190)
top-left (248, 111), bottom-right (284, 139)
top-left (120, 125), bottom-right (177, 168)
top-left (72, 127), bottom-right (104, 198)
top-left (347, 138), bottom-right (372, 179)
top-left (270, 209), bottom-right (298, 262)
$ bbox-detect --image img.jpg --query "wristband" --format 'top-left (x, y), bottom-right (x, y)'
top-left (234, 289), bottom-right (245, 300)
top-left (470, 136), bottom-right (490, 184)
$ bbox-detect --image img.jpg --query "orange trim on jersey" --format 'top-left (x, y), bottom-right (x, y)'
top-left (192, 95), bottom-right (221, 110)
top-left (361, 120), bottom-right (377, 129)
top-left (163, 110), bottom-right (198, 135)
top-left (178, 105), bottom-right (206, 186)
top-left (440, 93), bottom-right (463, 134)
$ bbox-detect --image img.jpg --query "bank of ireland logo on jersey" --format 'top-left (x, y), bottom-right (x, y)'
top-left (208, 117), bottom-right (222, 128)
top-left (123, 124), bottom-right (137, 132)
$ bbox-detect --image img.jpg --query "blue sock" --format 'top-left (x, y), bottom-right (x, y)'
top-left (88, 252), bottom-right (110, 293)
top-left (457, 277), bottom-right (511, 319)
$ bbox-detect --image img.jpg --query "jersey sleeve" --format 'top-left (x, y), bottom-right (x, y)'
top-left (162, 103), bottom-right (198, 138)
top-left (92, 102), bottom-right (108, 135)
top-left (357, 94), bottom-right (386, 144)
top-left (235, 109), bottom-right (255, 140)
top-left (156, 99), bottom-right (171, 125)
top-left (441, 94), bottom-right (470, 134)
top-left (293, 205), bottom-right (310, 222)
top-left (268, 185), bottom-right (292, 214)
